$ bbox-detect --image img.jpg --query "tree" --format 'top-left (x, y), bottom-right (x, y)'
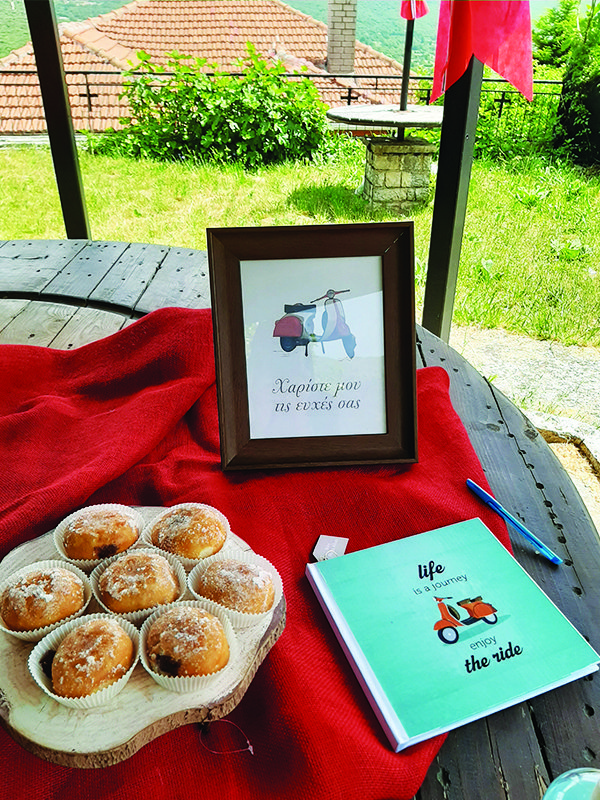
top-left (532, 0), bottom-right (579, 67)
top-left (553, 0), bottom-right (600, 164)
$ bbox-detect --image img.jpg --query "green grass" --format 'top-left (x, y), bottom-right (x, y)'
top-left (1, 141), bottom-right (599, 347)
top-left (454, 158), bottom-right (600, 346)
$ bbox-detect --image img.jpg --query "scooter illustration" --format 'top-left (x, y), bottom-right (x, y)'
top-left (433, 595), bottom-right (498, 644)
top-left (272, 288), bottom-right (356, 358)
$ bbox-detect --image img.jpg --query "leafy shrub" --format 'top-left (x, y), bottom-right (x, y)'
top-left (552, 2), bottom-right (600, 165)
top-left (473, 78), bottom-right (560, 161)
top-left (90, 44), bottom-right (328, 167)
top-left (554, 59), bottom-right (600, 164)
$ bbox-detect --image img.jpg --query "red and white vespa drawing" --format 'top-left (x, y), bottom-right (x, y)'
top-left (272, 288), bottom-right (356, 358)
top-left (433, 595), bottom-right (498, 644)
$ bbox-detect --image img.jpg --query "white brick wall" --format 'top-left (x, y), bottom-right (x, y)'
top-left (327, 0), bottom-right (357, 74)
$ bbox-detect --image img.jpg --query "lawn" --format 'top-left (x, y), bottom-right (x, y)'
top-left (1, 140), bottom-right (599, 347)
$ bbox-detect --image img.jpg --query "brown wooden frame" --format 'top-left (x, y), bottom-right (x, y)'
top-left (207, 222), bottom-right (417, 470)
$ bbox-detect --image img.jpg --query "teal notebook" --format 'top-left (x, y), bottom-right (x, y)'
top-left (306, 518), bottom-right (600, 752)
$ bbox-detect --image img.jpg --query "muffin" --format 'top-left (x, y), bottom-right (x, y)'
top-left (62, 507), bottom-right (140, 561)
top-left (1, 567), bottom-right (85, 632)
top-left (195, 558), bottom-right (275, 614)
top-left (98, 551), bottom-right (180, 614)
top-left (150, 505), bottom-right (228, 560)
top-left (145, 606), bottom-right (229, 678)
top-left (51, 617), bottom-right (134, 698)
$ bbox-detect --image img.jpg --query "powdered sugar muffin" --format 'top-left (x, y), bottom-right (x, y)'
top-left (61, 507), bottom-right (139, 561)
top-left (1, 567), bottom-right (85, 632)
top-left (195, 558), bottom-right (275, 614)
top-left (51, 617), bottom-right (134, 698)
top-left (97, 551), bottom-right (180, 614)
top-left (149, 505), bottom-right (228, 560)
top-left (145, 605), bottom-right (229, 678)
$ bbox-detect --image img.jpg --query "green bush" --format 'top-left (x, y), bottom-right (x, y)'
top-left (554, 56), bottom-right (600, 164)
top-left (553, 2), bottom-right (600, 165)
top-left (473, 85), bottom-right (558, 161)
top-left (90, 44), bottom-right (328, 167)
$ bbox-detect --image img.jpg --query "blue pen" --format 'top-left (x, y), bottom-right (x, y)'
top-left (466, 479), bottom-right (563, 565)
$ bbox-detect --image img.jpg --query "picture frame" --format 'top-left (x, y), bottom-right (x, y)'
top-left (207, 222), bottom-right (417, 470)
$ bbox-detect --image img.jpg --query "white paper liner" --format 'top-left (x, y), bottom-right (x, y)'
top-left (139, 600), bottom-right (239, 693)
top-left (140, 503), bottom-right (231, 572)
top-left (28, 613), bottom-right (140, 709)
top-left (90, 548), bottom-right (188, 625)
top-left (53, 504), bottom-right (145, 572)
top-left (0, 560), bottom-right (92, 643)
top-left (187, 549), bottom-right (282, 629)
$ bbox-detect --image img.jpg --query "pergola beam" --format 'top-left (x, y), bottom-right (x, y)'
top-left (24, 0), bottom-right (90, 239)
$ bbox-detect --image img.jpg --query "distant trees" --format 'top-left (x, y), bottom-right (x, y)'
top-left (532, 0), bottom-right (579, 68)
top-left (533, 0), bottom-right (600, 164)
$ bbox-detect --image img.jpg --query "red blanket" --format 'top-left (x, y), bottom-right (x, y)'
top-left (0, 307), bottom-right (508, 800)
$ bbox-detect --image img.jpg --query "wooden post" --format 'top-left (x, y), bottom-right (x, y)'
top-left (421, 57), bottom-right (483, 342)
top-left (23, 0), bottom-right (91, 239)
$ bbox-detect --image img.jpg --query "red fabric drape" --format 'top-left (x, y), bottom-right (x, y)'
top-left (0, 307), bottom-right (509, 800)
top-left (431, 0), bottom-right (533, 102)
top-left (401, 0), bottom-right (429, 20)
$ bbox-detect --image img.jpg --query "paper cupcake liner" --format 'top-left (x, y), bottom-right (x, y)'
top-left (187, 549), bottom-right (282, 629)
top-left (53, 504), bottom-right (145, 572)
top-left (139, 600), bottom-right (238, 693)
top-left (140, 503), bottom-right (231, 572)
top-left (28, 613), bottom-right (140, 709)
top-left (0, 560), bottom-right (92, 643)
top-left (90, 548), bottom-right (188, 625)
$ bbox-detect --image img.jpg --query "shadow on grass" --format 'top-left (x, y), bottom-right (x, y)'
top-left (286, 184), bottom-right (393, 222)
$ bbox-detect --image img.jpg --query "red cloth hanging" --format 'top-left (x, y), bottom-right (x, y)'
top-left (401, 0), bottom-right (429, 20)
top-left (0, 307), bottom-right (509, 800)
top-left (431, 0), bottom-right (533, 102)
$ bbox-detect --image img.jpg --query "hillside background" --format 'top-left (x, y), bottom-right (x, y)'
top-left (0, 0), bottom-right (557, 69)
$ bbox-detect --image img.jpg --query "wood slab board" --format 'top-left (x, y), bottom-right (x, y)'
top-left (0, 301), bottom-right (79, 346)
top-left (43, 241), bottom-right (131, 300)
top-left (135, 247), bottom-right (210, 313)
top-left (48, 306), bottom-right (130, 350)
top-left (89, 243), bottom-right (170, 311)
top-left (0, 240), bottom-right (88, 294)
top-left (0, 507), bottom-right (286, 768)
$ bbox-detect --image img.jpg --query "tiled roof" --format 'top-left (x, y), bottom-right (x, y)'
top-left (0, 0), bottom-right (405, 135)
top-left (0, 40), bottom-right (129, 133)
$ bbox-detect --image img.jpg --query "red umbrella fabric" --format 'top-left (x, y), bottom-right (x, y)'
top-left (401, 0), bottom-right (429, 19)
top-left (431, 0), bottom-right (533, 102)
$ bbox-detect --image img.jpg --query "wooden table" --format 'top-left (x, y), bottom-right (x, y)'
top-left (2, 239), bottom-right (600, 799)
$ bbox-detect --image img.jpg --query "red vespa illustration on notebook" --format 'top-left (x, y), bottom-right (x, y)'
top-left (434, 595), bottom-right (498, 644)
top-left (272, 288), bottom-right (356, 358)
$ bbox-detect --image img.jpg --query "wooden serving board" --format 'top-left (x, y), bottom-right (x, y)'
top-left (0, 507), bottom-right (286, 768)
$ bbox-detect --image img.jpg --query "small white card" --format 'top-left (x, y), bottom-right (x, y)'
top-left (312, 535), bottom-right (349, 562)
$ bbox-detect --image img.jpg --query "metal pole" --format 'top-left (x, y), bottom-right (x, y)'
top-left (23, 0), bottom-right (91, 239)
top-left (400, 19), bottom-right (414, 111)
top-left (396, 18), bottom-right (415, 141)
top-left (421, 57), bottom-right (483, 342)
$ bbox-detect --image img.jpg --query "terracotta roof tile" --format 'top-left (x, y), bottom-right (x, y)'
top-left (0, 0), bottom-right (404, 135)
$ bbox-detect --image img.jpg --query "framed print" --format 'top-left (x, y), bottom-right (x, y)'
top-left (207, 222), bottom-right (417, 470)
